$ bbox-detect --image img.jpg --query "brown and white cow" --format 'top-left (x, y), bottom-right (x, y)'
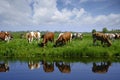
top-left (72, 32), bottom-right (83, 40)
top-left (92, 32), bottom-right (112, 47)
top-left (115, 33), bottom-right (120, 39)
top-left (26, 31), bottom-right (41, 43)
top-left (55, 32), bottom-right (72, 46)
top-left (105, 33), bottom-right (116, 41)
top-left (41, 32), bottom-right (54, 47)
top-left (0, 31), bottom-right (12, 43)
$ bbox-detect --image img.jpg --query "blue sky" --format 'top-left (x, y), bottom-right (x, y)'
top-left (0, 0), bottom-right (120, 32)
top-left (57, 0), bottom-right (120, 15)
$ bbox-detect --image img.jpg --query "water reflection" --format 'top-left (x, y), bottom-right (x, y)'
top-left (28, 61), bottom-right (40, 70)
top-left (92, 61), bottom-right (111, 74)
top-left (0, 59), bottom-right (113, 74)
top-left (26, 60), bottom-right (113, 74)
top-left (0, 57), bottom-right (120, 80)
top-left (0, 62), bottom-right (9, 72)
top-left (42, 61), bottom-right (54, 73)
top-left (27, 60), bottom-right (71, 73)
top-left (55, 62), bottom-right (71, 73)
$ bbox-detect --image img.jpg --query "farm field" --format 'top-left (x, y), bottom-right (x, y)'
top-left (0, 31), bottom-right (120, 58)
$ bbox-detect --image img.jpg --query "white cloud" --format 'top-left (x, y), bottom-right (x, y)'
top-left (0, 0), bottom-right (120, 32)
top-left (32, 0), bottom-right (57, 24)
top-left (0, 0), bottom-right (32, 26)
top-left (79, 0), bottom-right (106, 3)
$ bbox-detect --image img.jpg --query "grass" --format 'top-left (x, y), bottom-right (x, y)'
top-left (0, 32), bottom-right (120, 58)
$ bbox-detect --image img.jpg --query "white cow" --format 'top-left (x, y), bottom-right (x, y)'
top-left (72, 33), bottom-right (83, 40)
top-left (105, 33), bottom-right (115, 41)
top-left (26, 31), bottom-right (41, 43)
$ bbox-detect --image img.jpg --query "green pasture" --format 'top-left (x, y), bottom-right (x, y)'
top-left (0, 32), bottom-right (120, 58)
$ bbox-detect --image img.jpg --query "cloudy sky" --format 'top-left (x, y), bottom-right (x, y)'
top-left (0, 0), bottom-right (120, 32)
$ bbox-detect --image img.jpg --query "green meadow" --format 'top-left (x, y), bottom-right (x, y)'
top-left (0, 32), bottom-right (120, 58)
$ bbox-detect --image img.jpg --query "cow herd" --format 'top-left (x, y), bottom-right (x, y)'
top-left (0, 31), bottom-right (120, 47)
top-left (92, 32), bottom-right (120, 47)
top-left (25, 31), bottom-right (82, 47)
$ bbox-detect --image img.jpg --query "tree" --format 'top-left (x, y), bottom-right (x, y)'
top-left (92, 29), bottom-right (96, 33)
top-left (102, 27), bottom-right (108, 33)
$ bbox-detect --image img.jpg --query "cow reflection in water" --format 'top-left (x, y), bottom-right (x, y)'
top-left (28, 61), bottom-right (40, 70)
top-left (92, 61), bottom-right (111, 74)
top-left (0, 62), bottom-right (9, 72)
top-left (56, 62), bottom-right (71, 73)
top-left (42, 61), bottom-right (54, 73)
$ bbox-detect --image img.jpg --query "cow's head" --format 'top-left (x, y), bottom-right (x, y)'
top-left (54, 39), bottom-right (64, 47)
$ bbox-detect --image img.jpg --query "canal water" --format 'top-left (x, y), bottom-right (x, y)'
top-left (0, 58), bottom-right (120, 80)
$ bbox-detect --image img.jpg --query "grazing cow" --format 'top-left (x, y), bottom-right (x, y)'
top-left (55, 32), bottom-right (72, 46)
top-left (26, 32), bottom-right (34, 43)
top-left (42, 61), bottom-right (54, 73)
top-left (115, 33), bottom-right (120, 39)
top-left (34, 32), bottom-right (41, 41)
top-left (55, 62), bottom-right (71, 73)
top-left (92, 61), bottom-right (111, 74)
top-left (0, 63), bottom-right (9, 72)
top-left (26, 31), bottom-right (41, 43)
top-left (72, 32), bottom-right (83, 40)
top-left (0, 31), bottom-right (12, 43)
top-left (58, 33), bottom-right (64, 39)
top-left (92, 32), bottom-right (112, 47)
top-left (41, 32), bottom-right (54, 47)
top-left (28, 61), bottom-right (40, 70)
top-left (105, 33), bottom-right (116, 41)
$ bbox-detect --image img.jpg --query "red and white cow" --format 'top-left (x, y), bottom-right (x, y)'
top-left (55, 32), bottom-right (72, 46)
top-left (0, 31), bottom-right (12, 43)
top-left (26, 31), bottom-right (41, 43)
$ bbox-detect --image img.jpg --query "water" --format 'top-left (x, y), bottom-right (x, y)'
top-left (0, 59), bottom-right (120, 80)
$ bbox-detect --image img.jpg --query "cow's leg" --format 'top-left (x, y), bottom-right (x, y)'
top-left (43, 39), bottom-right (47, 46)
top-left (51, 38), bottom-right (54, 43)
top-left (50, 39), bottom-right (52, 42)
top-left (93, 39), bottom-right (96, 45)
top-left (31, 37), bottom-right (33, 42)
top-left (28, 38), bottom-right (31, 43)
top-left (68, 38), bottom-right (71, 43)
top-left (7, 37), bottom-right (10, 43)
top-left (106, 39), bottom-right (112, 47)
top-left (38, 38), bottom-right (40, 43)
top-left (101, 41), bottom-right (103, 45)
top-left (63, 39), bottom-right (66, 45)
top-left (5, 36), bottom-right (10, 43)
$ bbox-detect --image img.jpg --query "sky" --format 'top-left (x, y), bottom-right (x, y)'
top-left (0, 0), bottom-right (120, 32)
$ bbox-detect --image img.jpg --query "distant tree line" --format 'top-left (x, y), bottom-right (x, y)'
top-left (92, 27), bottom-right (120, 33)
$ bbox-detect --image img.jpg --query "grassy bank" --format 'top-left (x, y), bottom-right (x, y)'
top-left (0, 32), bottom-right (120, 57)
